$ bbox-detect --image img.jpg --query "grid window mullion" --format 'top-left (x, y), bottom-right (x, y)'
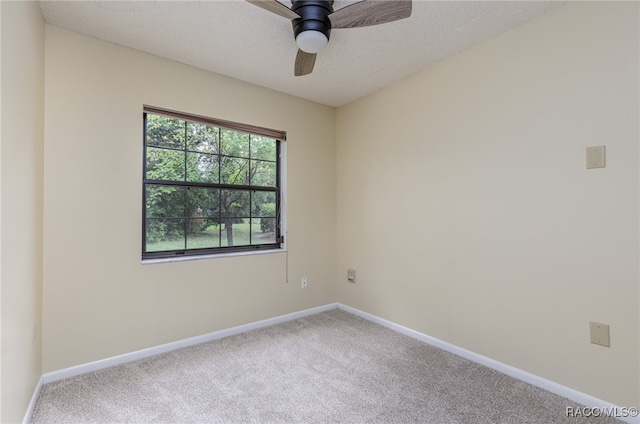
top-left (143, 110), bottom-right (282, 259)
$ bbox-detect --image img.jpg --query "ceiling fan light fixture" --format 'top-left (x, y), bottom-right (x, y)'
top-left (296, 30), bottom-right (328, 54)
top-left (246, 0), bottom-right (413, 76)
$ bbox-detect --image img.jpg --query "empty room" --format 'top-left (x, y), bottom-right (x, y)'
top-left (1, 0), bottom-right (638, 423)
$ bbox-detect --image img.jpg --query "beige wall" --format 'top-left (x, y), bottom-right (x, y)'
top-left (42, 26), bottom-right (336, 373)
top-left (1, 1), bottom-right (45, 422)
top-left (336, 1), bottom-right (639, 408)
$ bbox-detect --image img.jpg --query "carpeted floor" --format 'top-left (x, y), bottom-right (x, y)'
top-left (30, 309), bottom-right (620, 423)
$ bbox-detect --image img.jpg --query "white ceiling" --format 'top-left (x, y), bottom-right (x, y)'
top-left (39, 0), bottom-right (567, 107)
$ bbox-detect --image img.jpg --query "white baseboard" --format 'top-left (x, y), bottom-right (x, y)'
top-left (32, 301), bottom-right (636, 424)
top-left (337, 303), bottom-right (639, 424)
top-left (42, 303), bottom-right (338, 384)
top-left (22, 375), bottom-right (43, 424)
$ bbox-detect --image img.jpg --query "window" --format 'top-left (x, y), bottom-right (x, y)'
top-left (142, 106), bottom-right (284, 260)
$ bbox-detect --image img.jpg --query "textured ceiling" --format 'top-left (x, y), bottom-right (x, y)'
top-left (39, 0), bottom-right (566, 107)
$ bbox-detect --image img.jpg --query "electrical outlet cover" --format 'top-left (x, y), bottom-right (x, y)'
top-left (586, 146), bottom-right (606, 169)
top-left (589, 321), bottom-right (610, 347)
top-left (347, 269), bottom-right (356, 283)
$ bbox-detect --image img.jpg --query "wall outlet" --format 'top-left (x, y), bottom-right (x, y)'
top-left (301, 277), bottom-right (308, 288)
top-left (347, 269), bottom-right (356, 283)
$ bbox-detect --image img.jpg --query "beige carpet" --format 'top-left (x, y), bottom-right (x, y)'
top-left (30, 309), bottom-right (619, 423)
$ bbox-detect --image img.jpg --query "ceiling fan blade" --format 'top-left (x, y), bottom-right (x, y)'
top-left (329, 0), bottom-right (412, 29)
top-left (246, 0), bottom-right (300, 20)
top-left (294, 49), bottom-right (316, 76)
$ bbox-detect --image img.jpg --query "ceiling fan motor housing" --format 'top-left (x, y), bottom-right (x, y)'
top-left (291, 0), bottom-right (334, 42)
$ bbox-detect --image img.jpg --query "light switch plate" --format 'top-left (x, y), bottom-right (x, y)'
top-left (589, 321), bottom-right (610, 347)
top-left (586, 146), bottom-right (606, 169)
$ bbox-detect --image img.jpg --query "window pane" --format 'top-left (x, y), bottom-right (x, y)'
top-left (187, 187), bottom-right (220, 217)
top-left (146, 218), bottom-right (185, 251)
top-left (145, 185), bottom-right (186, 218)
top-left (146, 147), bottom-right (185, 181)
top-left (187, 122), bottom-right (219, 154)
top-left (220, 218), bottom-right (250, 247)
top-left (187, 152), bottom-right (219, 183)
top-left (250, 136), bottom-right (276, 161)
top-left (220, 156), bottom-right (249, 185)
top-left (143, 108), bottom-right (282, 259)
top-left (220, 190), bottom-right (250, 217)
top-left (220, 129), bottom-right (249, 157)
top-left (250, 160), bottom-right (276, 187)
top-left (252, 191), bottom-right (276, 216)
top-left (146, 115), bottom-right (185, 149)
top-left (252, 218), bottom-right (276, 245)
top-left (187, 218), bottom-right (221, 249)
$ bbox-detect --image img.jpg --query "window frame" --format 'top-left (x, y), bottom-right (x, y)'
top-left (142, 105), bottom-right (286, 261)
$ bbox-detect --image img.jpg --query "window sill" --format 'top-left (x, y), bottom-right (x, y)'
top-left (141, 247), bottom-right (286, 265)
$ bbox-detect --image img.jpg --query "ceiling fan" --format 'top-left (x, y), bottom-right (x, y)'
top-left (247, 0), bottom-right (412, 76)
